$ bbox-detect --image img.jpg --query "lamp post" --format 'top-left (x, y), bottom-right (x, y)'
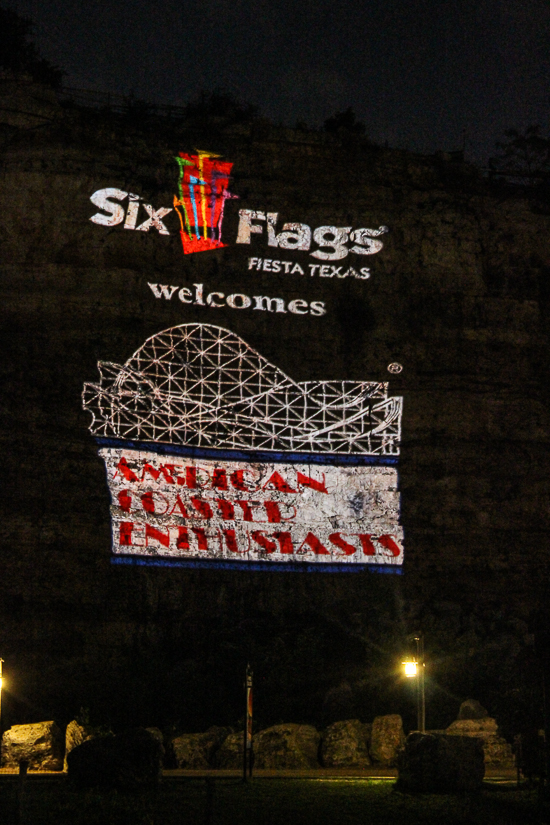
top-left (403, 634), bottom-right (425, 733)
top-left (243, 663), bottom-right (253, 781)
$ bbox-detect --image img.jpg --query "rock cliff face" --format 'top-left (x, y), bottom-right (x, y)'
top-left (1, 80), bottom-right (550, 732)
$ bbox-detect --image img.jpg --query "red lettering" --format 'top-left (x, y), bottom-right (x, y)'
top-left (262, 471), bottom-right (296, 493)
top-left (273, 531), bottom-right (294, 554)
top-left (230, 469), bottom-right (258, 492)
top-left (192, 527), bottom-right (208, 551)
top-left (141, 463), bottom-right (177, 484)
top-left (296, 471), bottom-right (327, 494)
top-left (222, 529), bottom-right (247, 553)
top-left (280, 504), bottom-right (297, 521)
top-left (176, 526), bottom-right (190, 551)
top-left (141, 463), bottom-right (160, 482)
top-left (141, 491), bottom-right (168, 515)
top-left (329, 532), bottom-right (357, 555)
top-left (145, 524), bottom-right (170, 548)
top-left (251, 531), bottom-right (277, 553)
top-left (184, 466), bottom-right (210, 489)
top-left (236, 501), bottom-right (260, 522)
top-left (358, 534), bottom-right (376, 555)
top-left (119, 521), bottom-right (133, 546)
top-left (158, 464), bottom-right (176, 484)
top-left (264, 501), bottom-right (282, 523)
top-left (217, 499), bottom-right (235, 520)
top-left (118, 490), bottom-right (132, 512)
top-left (169, 496), bottom-right (190, 517)
top-left (212, 469), bottom-right (228, 490)
top-left (377, 534), bottom-right (402, 557)
top-left (298, 532), bottom-right (330, 554)
top-left (116, 458), bottom-right (176, 485)
top-left (141, 492), bottom-right (155, 514)
top-left (230, 470), bottom-right (247, 491)
top-left (190, 498), bottom-right (213, 519)
top-left (115, 457), bottom-right (138, 482)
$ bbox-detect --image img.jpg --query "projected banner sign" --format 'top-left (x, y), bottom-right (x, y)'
top-left (83, 324), bottom-right (403, 570)
top-left (99, 447), bottom-right (402, 566)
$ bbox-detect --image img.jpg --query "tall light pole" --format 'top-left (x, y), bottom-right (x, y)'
top-left (403, 634), bottom-right (425, 733)
top-left (415, 634), bottom-right (425, 733)
top-left (243, 663), bottom-right (253, 781)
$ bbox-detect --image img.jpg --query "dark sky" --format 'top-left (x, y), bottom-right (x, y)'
top-left (5, 0), bottom-right (550, 162)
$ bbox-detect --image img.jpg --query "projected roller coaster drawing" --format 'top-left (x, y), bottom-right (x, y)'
top-left (82, 324), bottom-right (402, 456)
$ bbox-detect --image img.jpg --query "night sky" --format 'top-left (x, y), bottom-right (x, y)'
top-left (4, 0), bottom-right (550, 163)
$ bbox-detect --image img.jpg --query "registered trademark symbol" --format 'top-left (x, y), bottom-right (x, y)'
top-left (387, 362), bottom-right (403, 374)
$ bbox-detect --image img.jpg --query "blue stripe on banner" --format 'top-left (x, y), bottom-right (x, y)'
top-left (110, 555), bottom-right (402, 574)
top-left (95, 437), bottom-right (399, 467)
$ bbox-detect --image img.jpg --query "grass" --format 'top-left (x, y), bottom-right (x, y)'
top-left (0, 777), bottom-right (545, 825)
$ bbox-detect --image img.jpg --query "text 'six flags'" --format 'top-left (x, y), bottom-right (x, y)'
top-left (174, 151), bottom-right (237, 254)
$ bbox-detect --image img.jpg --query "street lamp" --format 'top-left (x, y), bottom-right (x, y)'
top-left (402, 634), bottom-right (425, 733)
top-left (243, 663), bottom-right (253, 781)
top-left (403, 660), bottom-right (418, 678)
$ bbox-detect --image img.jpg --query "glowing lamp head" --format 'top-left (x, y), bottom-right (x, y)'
top-left (403, 660), bottom-right (418, 677)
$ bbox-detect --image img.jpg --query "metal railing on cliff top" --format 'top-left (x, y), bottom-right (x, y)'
top-left (57, 86), bottom-right (187, 119)
top-left (56, 87), bottom-right (550, 187)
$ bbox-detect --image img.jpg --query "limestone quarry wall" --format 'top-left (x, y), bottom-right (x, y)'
top-left (1, 79), bottom-right (550, 731)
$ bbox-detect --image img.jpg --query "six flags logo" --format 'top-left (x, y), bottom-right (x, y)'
top-left (89, 150), bottom-right (389, 261)
top-left (174, 151), bottom-right (236, 255)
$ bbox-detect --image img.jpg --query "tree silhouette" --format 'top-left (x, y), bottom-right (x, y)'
top-left (324, 107), bottom-right (366, 137)
top-left (184, 90), bottom-right (258, 124)
top-left (489, 125), bottom-right (550, 181)
top-left (0, 6), bottom-right (63, 88)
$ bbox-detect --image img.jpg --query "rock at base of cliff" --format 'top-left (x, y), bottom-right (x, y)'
top-left (446, 718), bottom-right (515, 767)
top-left (145, 726), bottom-right (165, 758)
top-left (396, 733), bottom-right (485, 793)
top-left (320, 719), bottom-right (371, 767)
top-left (172, 727), bottom-right (231, 768)
top-left (1, 721), bottom-right (63, 771)
top-left (67, 728), bottom-right (163, 789)
top-left (213, 732), bottom-right (244, 769)
top-left (457, 699), bottom-right (489, 720)
top-left (369, 715), bottom-right (405, 767)
top-left (446, 718), bottom-right (498, 740)
top-left (254, 724), bottom-right (321, 769)
top-left (64, 720), bottom-right (110, 771)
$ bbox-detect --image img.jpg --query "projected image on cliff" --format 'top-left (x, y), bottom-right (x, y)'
top-left (82, 325), bottom-right (403, 571)
top-left (174, 151), bottom-right (235, 254)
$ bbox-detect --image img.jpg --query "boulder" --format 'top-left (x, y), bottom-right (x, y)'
top-left (172, 727), bottom-right (230, 768)
top-left (254, 724), bottom-right (321, 769)
top-left (1, 721), bottom-right (63, 771)
top-left (396, 732), bottom-right (485, 793)
top-left (67, 727), bottom-right (163, 789)
top-left (145, 727), bottom-right (165, 760)
top-left (446, 718), bottom-right (498, 740)
top-left (446, 718), bottom-right (514, 767)
top-left (64, 720), bottom-right (101, 771)
top-left (457, 699), bottom-right (489, 720)
top-left (320, 720), bottom-right (371, 767)
top-left (483, 736), bottom-right (516, 767)
top-left (213, 731), bottom-right (244, 769)
top-left (369, 715), bottom-right (405, 767)
top-left (67, 733), bottom-right (116, 787)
